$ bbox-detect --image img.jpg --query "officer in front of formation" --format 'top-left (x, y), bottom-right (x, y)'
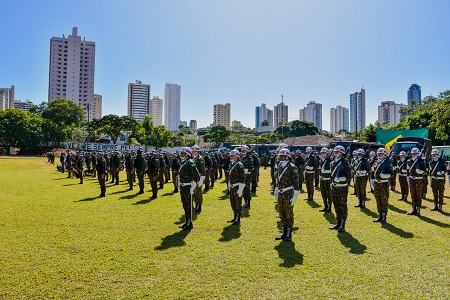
top-left (96, 151), bottom-right (107, 197)
top-left (429, 149), bottom-right (446, 212)
top-left (227, 149), bottom-right (245, 225)
top-left (407, 148), bottom-right (426, 216)
top-left (372, 148), bottom-right (393, 224)
top-left (177, 147), bottom-right (200, 230)
top-left (329, 145), bottom-right (352, 233)
top-left (274, 148), bottom-right (300, 242)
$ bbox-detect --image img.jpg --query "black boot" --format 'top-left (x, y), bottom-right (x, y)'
top-left (438, 203), bottom-right (443, 212)
top-left (178, 215), bottom-right (188, 229)
top-left (355, 198), bottom-right (362, 208)
top-left (398, 194), bottom-right (405, 201)
top-left (338, 219), bottom-right (346, 232)
top-left (173, 187), bottom-right (178, 193)
top-left (243, 199), bottom-right (251, 208)
top-left (380, 213), bottom-right (387, 224)
top-left (407, 207), bottom-right (417, 215)
top-left (150, 192), bottom-right (157, 199)
top-left (416, 206), bottom-right (421, 216)
top-left (361, 199), bottom-right (366, 208)
top-left (308, 193), bottom-right (314, 201)
top-left (138, 189), bottom-right (144, 194)
top-left (232, 212), bottom-right (240, 225)
top-left (276, 226), bottom-right (287, 240)
top-left (325, 200), bottom-right (332, 212)
top-left (373, 213), bottom-right (382, 222)
top-left (194, 204), bottom-right (202, 214)
top-left (284, 227), bottom-right (292, 241)
top-left (228, 212), bottom-right (237, 223)
top-left (430, 201), bottom-right (438, 211)
top-left (329, 219), bottom-right (341, 230)
top-left (319, 202), bottom-right (328, 212)
top-left (183, 219), bottom-right (193, 230)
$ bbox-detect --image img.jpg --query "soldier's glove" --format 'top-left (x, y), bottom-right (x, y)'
top-left (437, 171), bottom-right (445, 176)
top-left (306, 166), bottom-right (314, 170)
top-left (402, 169), bottom-right (407, 173)
top-left (290, 190), bottom-right (300, 206)
top-left (416, 169), bottom-right (425, 175)
top-left (334, 177), bottom-right (346, 183)
top-left (198, 175), bottom-right (205, 186)
top-left (380, 173), bottom-right (391, 179)
top-left (190, 181), bottom-right (196, 195)
top-left (237, 183), bottom-right (245, 197)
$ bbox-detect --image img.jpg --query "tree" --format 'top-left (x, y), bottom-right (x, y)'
top-left (29, 101), bottom-right (48, 115)
top-left (0, 109), bottom-right (44, 148)
top-left (92, 114), bottom-right (138, 144)
top-left (272, 120), bottom-right (319, 140)
top-left (203, 125), bottom-right (230, 145)
top-left (149, 126), bottom-right (174, 149)
top-left (42, 98), bottom-right (85, 128)
top-left (359, 121), bottom-right (387, 142)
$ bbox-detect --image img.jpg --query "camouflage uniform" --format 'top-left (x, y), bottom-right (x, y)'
top-left (372, 157), bottom-right (393, 223)
top-left (422, 159), bottom-right (429, 199)
top-left (389, 156), bottom-right (398, 191)
top-left (178, 157), bottom-right (200, 230)
top-left (75, 154), bottom-right (84, 184)
top-left (158, 155), bottom-right (165, 189)
top-left (193, 154), bottom-right (205, 213)
top-left (294, 153), bottom-right (305, 191)
top-left (111, 153), bottom-right (120, 185)
top-left (276, 160), bottom-right (299, 239)
top-left (314, 154), bottom-right (320, 188)
top-left (148, 155), bottom-right (160, 199)
top-left (203, 153), bottom-right (212, 191)
top-left (228, 160), bottom-right (245, 223)
top-left (304, 154), bottom-right (318, 200)
top-left (171, 155), bottom-right (181, 193)
top-left (251, 152), bottom-right (260, 193)
top-left (354, 156), bottom-right (369, 207)
top-left (210, 155), bottom-right (217, 187)
top-left (96, 155), bottom-right (107, 197)
top-left (319, 156), bottom-right (332, 212)
top-left (134, 152), bottom-right (146, 194)
top-left (429, 157), bottom-right (446, 211)
top-left (125, 153), bottom-right (134, 190)
top-left (241, 153), bottom-right (254, 208)
top-left (223, 154), bottom-right (231, 194)
top-left (164, 154), bottom-right (171, 183)
top-left (397, 158), bottom-right (409, 201)
top-left (407, 157), bottom-right (426, 215)
top-left (270, 153), bottom-right (277, 187)
top-left (330, 157), bottom-right (352, 232)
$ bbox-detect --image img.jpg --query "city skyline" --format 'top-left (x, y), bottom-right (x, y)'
top-left (1, 1), bottom-right (449, 130)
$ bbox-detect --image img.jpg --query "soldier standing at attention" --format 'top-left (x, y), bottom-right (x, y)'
top-left (314, 150), bottom-right (320, 188)
top-left (429, 149), bottom-right (446, 212)
top-left (157, 152), bottom-right (165, 190)
top-left (421, 152), bottom-right (430, 199)
top-left (329, 146), bottom-right (352, 233)
top-left (148, 151), bottom-right (160, 199)
top-left (202, 151), bottom-right (212, 192)
top-left (227, 150), bottom-right (245, 225)
top-left (111, 151), bottom-right (120, 185)
top-left (222, 151), bottom-right (231, 194)
top-left (164, 152), bottom-right (171, 183)
top-left (354, 149), bottom-right (369, 208)
top-left (124, 151), bottom-right (134, 191)
top-left (250, 150), bottom-right (260, 193)
top-left (274, 149), bottom-right (300, 242)
top-left (177, 147), bottom-right (200, 230)
top-left (372, 148), bottom-right (393, 224)
top-left (91, 151), bottom-right (97, 177)
top-left (60, 150), bottom-right (66, 173)
top-left (270, 151), bottom-right (277, 191)
top-left (171, 152), bottom-right (181, 193)
top-left (407, 148), bottom-right (426, 216)
top-left (294, 150), bottom-right (305, 192)
top-left (368, 151), bottom-right (376, 193)
top-left (96, 151), bottom-right (107, 197)
top-left (318, 147), bottom-right (332, 213)
top-left (210, 153), bottom-right (217, 188)
top-left (240, 146), bottom-right (254, 208)
top-left (191, 145), bottom-right (206, 214)
top-left (350, 150), bottom-right (358, 195)
top-left (134, 148), bottom-right (146, 194)
top-left (75, 153), bottom-right (84, 184)
top-left (304, 147), bottom-right (317, 201)
top-left (389, 152), bottom-right (398, 191)
top-left (397, 151), bottom-right (409, 201)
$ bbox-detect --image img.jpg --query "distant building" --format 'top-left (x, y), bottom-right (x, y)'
top-left (128, 80), bottom-right (150, 122)
top-left (164, 83), bottom-right (181, 131)
top-left (274, 100), bottom-right (288, 127)
top-left (180, 121), bottom-right (188, 127)
top-left (330, 105), bottom-right (349, 134)
top-left (14, 99), bottom-right (34, 112)
top-left (378, 101), bottom-right (407, 126)
top-left (299, 101), bottom-right (322, 129)
top-left (255, 103), bottom-right (273, 128)
top-left (231, 120), bottom-right (242, 128)
top-left (149, 96), bottom-right (163, 126)
top-left (189, 120), bottom-right (197, 131)
top-left (349, 88), bottom-right (366, 133)
top-left (0, 85), bottom-right (14, 110)
top-left (299, 108), bottom-right (306, 121)
top-left (213, 103), bottom-right (231, 128)
top-left (48, 27), bottom-right (95, 120)
top-left (92, 94), bottom-right (102, 120)
top-left (407, 83), bottom-right (421, 106)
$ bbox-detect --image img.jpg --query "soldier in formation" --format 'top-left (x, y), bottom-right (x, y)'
top-left (407, 148), bottom-right (426, 216)
top-left (354, 149), bottom-right (369, 208)
top-left (429, 149), bottom-right (446, 212)
top-left (397, 151), bottom-right (409, 201)
top-left (371, 148), bottom-right (393, 224)
top-left (171, 152), bottom-right (181, 193)
top-left (191, 145), bottom-right (206, 214)
top-left (96, 151), bottom-right (107, 197)
top-left (240, 146), bottom-right (253, 208)
top-left (304, 147), bottom-right (317, 201)
top-left (318, 147), bottom-right (332, 212)
top-left (227, 150), bottom-right (245, 225)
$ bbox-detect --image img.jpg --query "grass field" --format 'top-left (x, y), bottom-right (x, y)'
top-left (0, 157), bottom-right (449, 299)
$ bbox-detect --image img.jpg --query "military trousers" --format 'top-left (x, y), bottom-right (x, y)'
top-left (320, 178), bottom-right (331, 199)
top-left (150, 175), bottom-right (158, 195)
top-left (180, 186), bottom-right (193, 220)
top-left (277, 190), bottom-right (294, 228)
top-left (374, 181), bottom-right (389, 213)
top-left (422, 175), bottom-right (428, 195)
top-left (172, 171), bottom-right (178, 189)
top-left (331, 185), bottom-right (348, 221)
top-left (409, 178), bottom-right (423, 208)
top-left (431, 178), bottom-right (445, 205)
top-left (193, 185), bottom-right (203, 205)
top-left (126, 169), bottom-right (134, 189)
top-left (243, 174), bottom-right (252, 202)
top-left (230, 186), bottom-right (242, 213)
top-left (355, 175), bottom-right (368, 201)
top-left (398, 175), bottom-right (409, 197)
top-left (390, 169), bottom-right (397, 189)
top-left (305, 172), bottom-right (315, 194)
top-left (97, 174), bottom-right (106, 195)
top-left (136, 170), bottom-right (145, 191)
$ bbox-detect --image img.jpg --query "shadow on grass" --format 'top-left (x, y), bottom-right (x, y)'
top-left (62, 183), bottom-right (79, 186)
top-left (241, 209), bottom-right (250, 218)
top-left (154, 230), bottom-right (190, 251)
top-left (120, 193), bottom-right (139, 200)
top-left (133, 198), bottom-right (153, 205)
top-left (219, 224), bottom-right (241, 242)
top-left (162, 192), bottom-right (173, 197)
top-left (381, 223), bottom-right (414, 238)
top-left (218, 194), bottom-right (229, 200)
top-left (388, 204), bottom-right (408, 214)
top-left (418, 215), bottom-right (450, 228)
top-left (439, 210), bottom-right (450, 217)
top-left (361, 207), bottom-right (379, 218)
top-left (306, 200), bottom-right (320, 209)
top-left (75, 196), bottom-right (99, 202)
top-left (274, 242), bottom-right (304, 268)
top-left (337, 232), bottom-right (367, 255)
top-left (109, 189), bottom-right (129, 195)
top-left (323, 212), bottom-right (336, 224)
top-left (174, 215), bottom-right (185, 225)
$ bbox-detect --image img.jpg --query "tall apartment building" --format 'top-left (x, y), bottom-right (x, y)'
top-left (0, 85), bottom-right (14, 110)
top-left (189, 120), bottom-right (197, 131)
top-left (378, 101), bottom-right (406, 126)
top-left (255, 103), bottom-right (274, 128)
top-left (299, 101), bottom-right (322, 129)
top-left (330, 105), bottom-right (349, 134)
top-left (213, 103), bottom-right (231, 129)
top-left (407, 83), bottom-right (421, 106)
top-left (127, 80), bottom-right (150, 122)
top-left (149, 96), bottom-right (163, 126)
top-left (274, 100), bottom-right (288, 127)
top-left (164, 83), bottom-right (181, 131)
top-left (92, 94), bottom-right (102, 119)
top-left (14, 99), bottom-right (34, 112)
top-left (48, 27), bottom-right (95, 119)
top-left (349, 88), bottom-right (366, 133)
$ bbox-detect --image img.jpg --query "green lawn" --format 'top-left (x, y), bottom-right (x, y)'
top-left (0, 157), bottom-right (449, 299)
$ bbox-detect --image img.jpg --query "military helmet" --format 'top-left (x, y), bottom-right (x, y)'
top-left (431, 149), bottom-right (440, 156)
top-left (333, 145), bottom-right (345, 154)
top-left (230, 149), bottom-right (241, 158)
top-left (377, 148), bottom-right (388, 155)
top-left (278, 149), bottom-right (291, 157)
top-left (411, 148), bottom-right (420, 155)
top-left (399, 151), bottom-right (406, 156)
top-left (320, 147), bottom-right (328, 153)
top-left (357, 148), bottom-right (365, 155)
top-left (181, 147), bottom-right (192, 156)
top-left (306, 147), bottom-right (312, 153)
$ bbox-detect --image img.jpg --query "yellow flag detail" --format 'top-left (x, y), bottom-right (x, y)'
top-left (385, 135), bottom-right (403, 151)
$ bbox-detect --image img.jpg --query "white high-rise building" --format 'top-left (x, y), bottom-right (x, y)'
top-left (274, 100), bottom-right (288, 127)
top-left (214, 103), bottom-right (231, 129)
top-left (378, 101), bottom-right (406, 126)
top-left (299, 101), bottom-right (322, 129)
top-left (14, 99), bottom-right (34, 112)
top-left (150, 96), bottom-right (163, 126)
top-left (164, 83), bottom-right (181, 131)
top-left (0, 85), bottom-right (14, 110)
top-left (330, 105), bottom-right (349, 134)
top-left (128, 80), bottom-right (150, 122)
top-left (92, 94), bottom-right (102, 120)
top-left (48, 27), bottom-right (95, 119)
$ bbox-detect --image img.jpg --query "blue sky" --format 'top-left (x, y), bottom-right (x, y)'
top-left (1, 0), bottom-right (449, 130)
